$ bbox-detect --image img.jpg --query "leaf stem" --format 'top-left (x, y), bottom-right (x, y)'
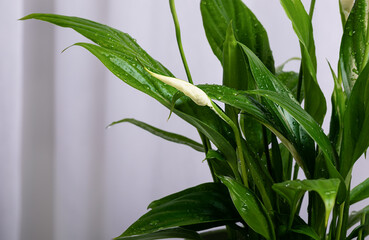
top-left (308, 0), bottom-right (316, 20)
top-left (210, 102), bottom-right (249, 187)
top-left (169, 0), bottom-right (193, 84)
top-left (358, 214), bottom-right (366, 240)
top-left (335, 203), bottom-right (345, 240)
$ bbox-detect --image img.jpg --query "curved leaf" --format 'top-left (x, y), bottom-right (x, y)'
top-left (108, 118), bottom-right (204, 152)
top-left (120, 183), bottom-right (239, 237)
top-left (350, 177), bottom-right (369, 205)
top-left (273, 179), bottom-right (340, 226)
top-left (21, 13), bottom-right (237, 165)
top-left (249, 89), bottom-right (341, 180)
top-left (219, 176), bottom-right (276, 240)
top-left (200, 0), bottom-right (274, 71)
top-left (340, 62), bottom-right (369, 177)
top-left (280, 0), bottom-right (326, 125)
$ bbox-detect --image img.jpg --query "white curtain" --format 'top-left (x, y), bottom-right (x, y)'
top-left (1, 0), bottom-right (368, 240)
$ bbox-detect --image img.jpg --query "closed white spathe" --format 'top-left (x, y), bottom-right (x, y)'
top-left (1, 1), bottom-right (369, 240)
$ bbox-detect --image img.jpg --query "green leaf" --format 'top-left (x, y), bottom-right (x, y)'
top-left (108, 118), bottom-right (204, 152)
top-left (115, 228), bottom-right (201, 240)
top-left (340, 62), bottom-right (369, 177)
top-left (350, 178), bottom-right (369, 204)
top-left (273, 179), bottom-right (341, 226)
top-left (272, 181), bottom-right (305, 229)
top-left (120, 183), bottom-right (239, 237)
top-left (200, 0), bottom-right (274, 72)
top-left (205, 150), bottom-right (235, 178)
top-left (291, 225), bottom-right (320, 240)
top-left (249, 89), bottom-right (341, 180)
top-left (280, 0), bottom-right (326, 125)
top-left (348, 205), bottom-right (369, 229)
top-left (21, 13), bottom-right (237, 165)
top-left (238, 43), bottom-right (318, 178)
top-left (199, 84), bottom-right (308, 179)
top-left (327, 61), bottom-right (346, 152)
top-left (339, 0), bottom-right (369, 97)
top-left (276, 71), bottom-right (304, 103)
top-left (219, 176), bottom-right (276, 240)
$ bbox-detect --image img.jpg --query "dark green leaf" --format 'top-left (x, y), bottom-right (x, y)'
top-left (249, 89), bottom-right (341, 180)
top-left (280, 0), bottom-right (326, 125)
top-left (115, 228), bottom-right (201, 240)
top-left (108, 118), bottom-right (204, 152)
top-left (291, 225), bottom-right (320, 240)
top-left (119, 183), bottom-right (239, 237)
top-left (348, 205), bottom-right (369, 229)
top-left (339, 0), bottom-right (369, 97)
top-left (351, 177), bottom-right (369, 205)
top-left (200, 0), bottom-right (274, 72)
top-left (21, 13), bottom-right (237, 165)
top-left (238, 43), bottom-right (319, 178)
top-left (273, 179), bottom-right (340, 226)
top-left (346, 223), bottom-right (369, 240)
top-left (340, 62), bottom-right (369, 177)
top-left (276, 71), bottom-right (304, 103)
top-left (327, 61), bottom-right (346, 152)
top-left (219, 176), bottom-right (276, 240)
top-left (205, 150), bottom-right (235, 178)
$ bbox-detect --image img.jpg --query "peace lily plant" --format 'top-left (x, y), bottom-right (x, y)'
top-left (22, 0), bottom-right (369, 239)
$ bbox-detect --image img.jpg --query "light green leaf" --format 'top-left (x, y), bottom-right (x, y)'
top-left (120, 183), bottom-right (239, 237)
top-left (273, 179), bottom-right (341, 226)
top-left (219, 176), bottom-right (276, 240)
top-left (350, 178), bottom-right (369, 204)
top-left (280, 0), bottom-right (326, 125)
top-left (339, 0), bottom-right (369, 97)
top-left (108, 118), bottom-right (204, 152)
top-left (115, 228), bottom-right (201, 240)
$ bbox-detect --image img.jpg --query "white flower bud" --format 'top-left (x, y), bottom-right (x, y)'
top-left (340, 0), bottom-right (355, 20)
top-left (144, 67), bottom-right (212, 108)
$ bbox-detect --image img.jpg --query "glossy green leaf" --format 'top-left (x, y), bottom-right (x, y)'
top-left (276, 71), bottom-right (304, 103)
top-left (115, 228), bottom-right (201, 240)
top-left (249, 89), bottom-right (341, 180)
top-left (280, 0), bottom-right (326, 125)
top-left (200, 0), bottom-right (274, 72)
top-left (239, 43), bottom-right (318, 178)
top-left (219, 176), bottom-right (276, 240)
top-left (120, 183), bottom-right (239, 237)
top-left (340, 62), bottom-right (369, 177)
top-left (350, 178), bottom-right (369, 204)
top-left (272, 181), bottom-right (305, 229)
top-left (21, 13), bottom-right (237, 165)
top-left (205, 150), bottom-right (235, 179)
top-left (108, 118), bottom-right (204, 152)
top-left (199, 84), bottom-right (308, 179)
top-left (273, 179), bottom-right (340, 226)
top-left (339, 0), bottom-right (369, 97)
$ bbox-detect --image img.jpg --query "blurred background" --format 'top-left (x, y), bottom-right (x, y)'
top-left (1, 0), bottom-right (368, 239)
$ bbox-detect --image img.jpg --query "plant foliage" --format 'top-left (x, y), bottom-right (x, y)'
top-left (22, 0), bottom-right (369, 239)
